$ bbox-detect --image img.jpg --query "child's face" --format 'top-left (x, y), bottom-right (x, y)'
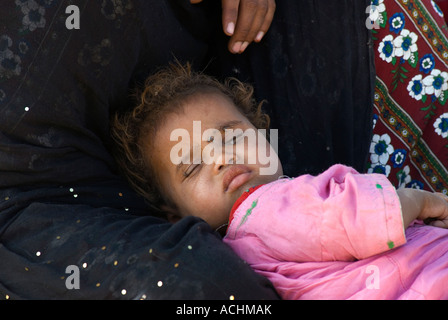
top-left (147, 92), bottom-right (283, 230)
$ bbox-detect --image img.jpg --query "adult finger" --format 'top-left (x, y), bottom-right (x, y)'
top-left (225, 0), bottom-right (275, 53)
top-left (221, 0), bottom-right (240, 37)
top-left (226, 0), bottom-right (258, 53)
top-left (254, 0), bottom-right (275, 43)
top-left (238, 0), bottom-right (268, 44)
top-left (428, 218), bottom-right (448, 229)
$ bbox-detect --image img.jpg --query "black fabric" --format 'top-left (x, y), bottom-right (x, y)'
top-left (0, 0), bottom-right (374, 299)
top-left (0, 0), bottom-right (277, 300)
top-left (208, 0), bottom-right (375, 176)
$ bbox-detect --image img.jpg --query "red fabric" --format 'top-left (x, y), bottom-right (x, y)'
top-left (436, 0), bottom-right (448, 22)
top-left (228, 184), bottom-right (264, 227)
top-left (370, 0), bottom-right (448, 194)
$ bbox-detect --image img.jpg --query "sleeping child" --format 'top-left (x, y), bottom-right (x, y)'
top-left (111, 63), bottom-right (448, 300)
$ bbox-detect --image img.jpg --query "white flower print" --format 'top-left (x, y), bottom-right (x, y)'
top-left (378, 34), bottom-right (395, 63)
top-left (431, 0), bottom-right (444, 17)
top-left (367, 163), bottom-right (392, 177)
top-left (397, 165), bottom-right (412, 189)
top-left (369, 133), bottom-right (394, 165)
top-left (372, 0), bottom-right (386, 14)
top-left (389, 13), bottom-right (405, 34)
top-left (393, 29), bottom-right (418, 60)
top-left (433, 112), bottom-right (448, 138)
top-left (371, 0), bottom-right (386, 26)
top-left (407, 74), bottom-right (426, 100)
top-left (419, 54), bottom-right (435, 74)
top-left (423, 69), bottom-right (448, 97)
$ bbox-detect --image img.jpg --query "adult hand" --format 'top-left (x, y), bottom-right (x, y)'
top-left (398, 189), bottom-right (448, 229)
top-left (191, 0), bottom-right (276, 54)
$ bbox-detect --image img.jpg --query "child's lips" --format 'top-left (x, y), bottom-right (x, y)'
top-left (223, 165), bottom-right (252, 193)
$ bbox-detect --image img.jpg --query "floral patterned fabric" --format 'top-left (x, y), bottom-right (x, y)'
top-left (370, 0), bottom-right (448, 193)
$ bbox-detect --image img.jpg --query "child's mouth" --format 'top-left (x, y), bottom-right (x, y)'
top-left (223, 165), bottom-right (252, 192)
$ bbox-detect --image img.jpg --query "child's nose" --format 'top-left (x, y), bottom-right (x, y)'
top-left (213, 161), bottom-right (225, 174)
top-left (212, 154), bottom-right (236, 174)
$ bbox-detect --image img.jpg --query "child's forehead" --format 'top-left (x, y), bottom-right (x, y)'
top-left (179, 91), bottom-right (243, 119)
top-left (152, 95), bottom-right (249, 147)
top-left (182, 89), bottom-right (234, 107)
top-left (145, 91), bottom-right (229, 135)
top-left (150, 91), bottom-right (250, 146)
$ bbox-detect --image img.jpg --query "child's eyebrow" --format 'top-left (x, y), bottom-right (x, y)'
top-left (217, 120), bottom-right (242, 132)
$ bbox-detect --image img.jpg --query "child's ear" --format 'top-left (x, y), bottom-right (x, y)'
top-left (160, 204), bottom-right (182, 224)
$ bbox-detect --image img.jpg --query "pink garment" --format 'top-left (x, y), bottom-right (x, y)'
top-left (223, 164), bottom-right (448, 299)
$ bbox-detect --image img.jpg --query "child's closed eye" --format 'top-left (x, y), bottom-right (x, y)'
top-left (183, 162), bottom-right (202, 178)
top-left (224, 133), bottom-right (243, 145)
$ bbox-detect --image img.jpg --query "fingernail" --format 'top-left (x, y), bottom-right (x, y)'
top-left (240, 41), bottom-right (249, 53)
top-left (255, 31), bottom-right (265, 42)
top-left (232, 41), bottom-right (242, 53)
top-left (226, 22), bottom-right (235, 35)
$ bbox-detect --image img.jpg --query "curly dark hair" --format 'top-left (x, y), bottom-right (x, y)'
top-left (111, 62), bottom-right (270, 210)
